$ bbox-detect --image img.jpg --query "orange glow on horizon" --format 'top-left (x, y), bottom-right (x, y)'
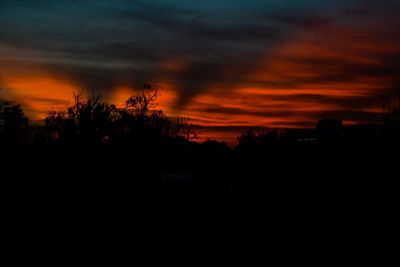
top-left (1, 76), bottom-right (77, 120)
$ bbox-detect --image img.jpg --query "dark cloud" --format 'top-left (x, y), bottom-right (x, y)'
top-left (0, 0), bottom-right (293, 107)
top-left (314, 110), bottom-right (383, 122)
top-left (191, 103), bottom-right (301, 119)
top-left (340, 7), bottom-right (378, 17)
top-left (271, 53), bottom-right (400, 87)
top-left (192, 102), bottom-right (385, 125)
top-left (275, 14), bottom-right (334, 30)
top-left (256, 94), bottom-right (379, 109)
top-left (266, 120), bottom-right (316, 128)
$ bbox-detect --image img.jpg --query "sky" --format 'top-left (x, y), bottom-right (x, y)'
top-left (1, 0), bottom-right (400, 143)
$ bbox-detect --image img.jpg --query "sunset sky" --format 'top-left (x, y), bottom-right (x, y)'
top-left (1, 0), bottom-right (400, 142)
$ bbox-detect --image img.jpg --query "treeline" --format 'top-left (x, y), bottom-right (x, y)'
top-left (1, 86), bottom-right (399, 234)
top-left (2, 86), bottom-right (399, 149)
top-left (1, 86), bottom-right (198, 148)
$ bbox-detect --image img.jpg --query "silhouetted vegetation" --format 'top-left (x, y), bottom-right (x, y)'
top-left (1, 86), bottom-right (399, 239)
top-left (41, 86), bottom-right (198, 147)
top-left (0, 99), bottom-right (30, 146)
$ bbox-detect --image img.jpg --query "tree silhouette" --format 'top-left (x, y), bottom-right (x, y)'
top-left (118, 85), bottom-right (198, 143)
top-left (115, 85), bottom-right (171, 144)
top-left (125, 84), bottom-right (159, 117)
top-left (171, 117), bottom-right (199, 141)
top-left (43, 86), bottom-right (198, 146)
top-left (0, 99), bottom-right (30, 146)
top-left (45, 91), bottom-right (119, 145)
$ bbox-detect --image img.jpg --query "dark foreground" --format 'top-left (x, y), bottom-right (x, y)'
top-left (3, 140), bottom-right (399, 244)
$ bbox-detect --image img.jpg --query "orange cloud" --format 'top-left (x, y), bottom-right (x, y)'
top-left (1, 75), bottom-right (76, 120)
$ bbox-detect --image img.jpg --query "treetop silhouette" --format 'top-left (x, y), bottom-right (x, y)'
top-left (41, 86), bottom-right (198, 146)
